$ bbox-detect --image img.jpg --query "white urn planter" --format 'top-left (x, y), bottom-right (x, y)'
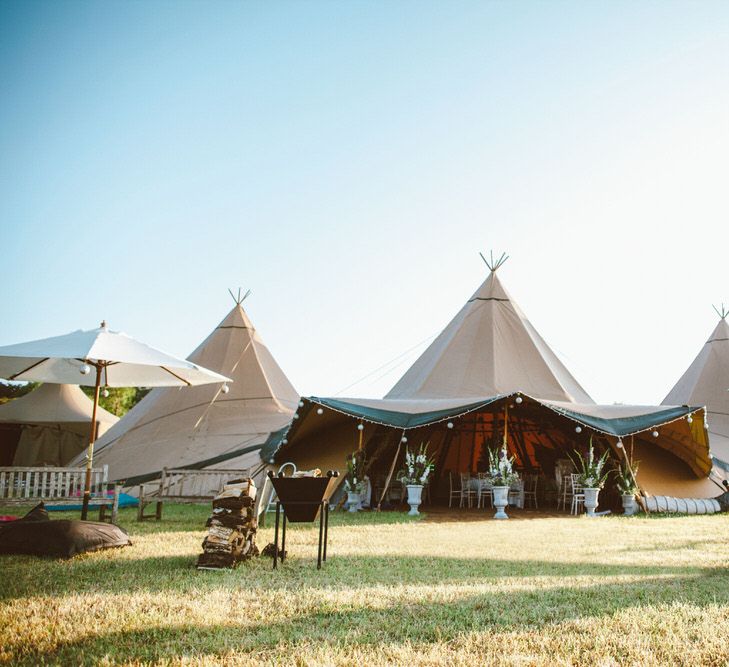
top-left (406, 484), bottom-right (424, 516)
top-left (347, 491), bottom-right (360, 513)
top-left (583, 487), bottom-right (601, 517)
top-left (622, 493), bottom-right (638, 516)
top-left (492, 485), bottom-right (509, 519)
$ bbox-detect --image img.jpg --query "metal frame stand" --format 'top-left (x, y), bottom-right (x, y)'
top-left (272, 499), bottom-right (330, 570)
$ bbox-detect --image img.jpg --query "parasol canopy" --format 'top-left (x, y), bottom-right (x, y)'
top-left (0, 321), bottom-right (232, 518)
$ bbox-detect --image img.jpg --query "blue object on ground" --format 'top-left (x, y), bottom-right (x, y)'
top-left (45, 493), bottom-right (139, 511)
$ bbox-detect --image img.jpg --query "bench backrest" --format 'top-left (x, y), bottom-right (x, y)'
top-left (159, 467), bottom-right (250, 499)
top-left (0, 465), bottom-right (109, 500)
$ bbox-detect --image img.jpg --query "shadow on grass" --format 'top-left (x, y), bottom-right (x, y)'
top-left (12, 567), bottom-right (729, 665)
top-left (1, 546), bottom-right (722, 602)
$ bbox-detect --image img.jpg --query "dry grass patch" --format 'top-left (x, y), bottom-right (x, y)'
top-left (1, 504), bottom-right (728, 666)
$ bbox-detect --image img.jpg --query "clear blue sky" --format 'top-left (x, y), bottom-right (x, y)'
top-left (1, 1), bottom-right (728, 405)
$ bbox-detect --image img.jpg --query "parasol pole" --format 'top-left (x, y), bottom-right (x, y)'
top-left (81, 362), bottom-right (102, 520)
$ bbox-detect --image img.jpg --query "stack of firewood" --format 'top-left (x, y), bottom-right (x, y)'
top-left (196, 478), bottom-right (258, 570)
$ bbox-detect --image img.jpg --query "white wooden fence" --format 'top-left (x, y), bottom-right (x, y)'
top-left (0, 465), bottom-right (120, 523)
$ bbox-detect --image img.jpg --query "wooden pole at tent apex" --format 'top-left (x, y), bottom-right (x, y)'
top-left (81, 361), bottom-right (102, 520)
top-left (479, 250), bottom-right (509, 272)
top-left (713, 303), bottom-right (728, 320)
top-left (228, 287), bottom-right (252, 305)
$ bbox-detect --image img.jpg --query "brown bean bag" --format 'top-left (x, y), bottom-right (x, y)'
top-left (0, 504), bottom-right (131, 558)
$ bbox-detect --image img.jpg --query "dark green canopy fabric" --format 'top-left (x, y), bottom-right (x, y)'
top-left (543, 404), bottom-right (696, 437)
top-left (305, 395), bottom-right (697, 436)
top-left (310, 396), bottom-right (502, 429)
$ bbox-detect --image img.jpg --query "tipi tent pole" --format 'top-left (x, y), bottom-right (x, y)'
top-left (435, 423), bottom-right (457, 483)
top-left (503, 403), bottom-right (509, 450)
top-left (376, 431), bottom-right (404, 511)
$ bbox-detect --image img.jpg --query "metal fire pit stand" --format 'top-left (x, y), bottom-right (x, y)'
top-left (269, 470), bottom-right (339, 570)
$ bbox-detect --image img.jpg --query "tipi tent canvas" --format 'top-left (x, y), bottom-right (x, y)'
top-left (663, 311), bottom-right (729, 484)
top-left (84, 298), bottom-right (299, 485)
top-left (272, 259), bottom-right (718, 503)
top-left (0, 383), bottom-right (118, 466)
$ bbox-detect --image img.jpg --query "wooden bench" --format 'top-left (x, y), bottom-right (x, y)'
top-left (0, 465), bottom-right (121, 524)
top-left (137, 467), bottom-right (251, 521)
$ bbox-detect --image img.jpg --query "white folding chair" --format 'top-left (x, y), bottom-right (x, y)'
top-left (448, 472), bottom-right (458, 508)
top-left (477, 473), bottom-right (493, 509)
top-left (570, 474), bottom-right (585, 515)
top-left (523, 474), bottom-right (538, 509)
top-left (459, 472), bottom-right (477, 508)
top-left (508, 479), bottom-right (524, 509)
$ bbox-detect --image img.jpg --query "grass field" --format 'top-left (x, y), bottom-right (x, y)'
top-left (1, 504), bottom-right (728, 666)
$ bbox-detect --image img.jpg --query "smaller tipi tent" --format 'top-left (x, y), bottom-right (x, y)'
top-left (0, 383), bottom-right (118, 466)
top-left (663, 309), bottom-right (729, 482)
top-left (86, 295), bottom-right (299, 484)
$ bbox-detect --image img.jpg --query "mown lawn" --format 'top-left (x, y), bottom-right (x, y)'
top-left (1, 504), bottom-right (728, 666)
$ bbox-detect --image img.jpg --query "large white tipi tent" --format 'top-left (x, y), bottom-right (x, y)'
top-left (663, 310), bottom-right (729, 484)
top-left (386, 259), bottom-right (593, 403)
top-left (0, 383), bottom-right (118, 466)
top-left (85, 296), bottom-right (299, 484)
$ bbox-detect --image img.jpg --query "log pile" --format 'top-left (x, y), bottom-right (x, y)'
top-left (196, 478), bottom-right (258, 570)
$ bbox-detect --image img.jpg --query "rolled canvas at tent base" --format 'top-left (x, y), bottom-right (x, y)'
top-left (644, 496), bottom-right (721, 514)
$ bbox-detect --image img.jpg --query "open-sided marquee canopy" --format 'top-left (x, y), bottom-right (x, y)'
top-left (269, 259), bottom-right (718, 499)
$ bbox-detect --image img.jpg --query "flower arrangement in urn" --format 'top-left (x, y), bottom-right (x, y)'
top-left (615, 458), bottom-right (640, 516)
top-left (485, 446), bottom-right (520, 487)
top-left (486, 446), bottom-right (519, 519)
top-left (397, 443), bottom-right (435, 515)
top-left (571, 438), bottom-right (610, 517)
top-left (571, 439), bottom-right (610, 489)
top-left (344, 451), bottom-right (367, 512)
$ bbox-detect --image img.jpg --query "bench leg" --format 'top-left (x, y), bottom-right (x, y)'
top-left (111, 484), bottom-right (120, 524)
top-left (137, 485), bottom-right (146, 521)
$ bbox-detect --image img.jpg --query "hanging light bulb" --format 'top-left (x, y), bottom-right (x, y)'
top-left (515, 396), bottom-right (523, 404)
top-left (298, 400), bottom-right (304, 408)
top-left (401, 436), bottom-right (408, 443)
top-left (80, 364), bottom-right (91, 375)
top-left (293, 413), bottom-right (299, 419)
top-left (357, 424), bottom-right (364, 431)
top-left (575, 426), bottom-right (582, 434)
top-left (282, 438), bottom-right (288, 445)
top-left (687, 414), bottom-right (693, 424)
top-left (446, 422), bottom-right (454, 429)
top-left (616, 439), bottom-right (623, 449)
top-left (652, 430), bottom-right (659, 438)
top-left (220, 384), bottom-right (230, 394)
top-left (102, 388), bottom-right (110, 398)
top-left (316, 408), bottom-right (324, 415)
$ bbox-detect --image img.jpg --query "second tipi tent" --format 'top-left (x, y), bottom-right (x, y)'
top-left (83, 296), bottom-right (299, 484)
